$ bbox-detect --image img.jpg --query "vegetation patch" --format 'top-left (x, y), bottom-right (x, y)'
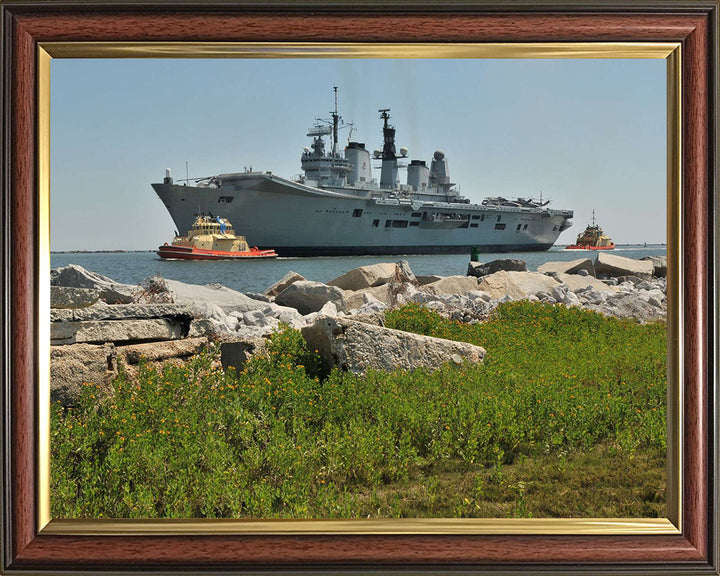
top-left (52, 301), bottom-right (666, 518)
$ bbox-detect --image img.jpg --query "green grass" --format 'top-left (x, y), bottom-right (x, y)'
top-left (51, 301), bottom-right (667, 519)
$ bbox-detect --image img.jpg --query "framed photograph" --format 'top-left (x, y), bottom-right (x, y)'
top-left (1, 1), bottom-right (717, 574)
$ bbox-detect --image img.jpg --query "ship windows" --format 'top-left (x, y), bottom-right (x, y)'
top-left (480, 215), bottom-right (485, 221)
top-left (470, 223), bottom-right (479, 228)
top-left (471, 215), bottom-right (480, 220)
top-left (495, 223), bottom-right (506, 230)
top-left (411, 212), bottom-right (422, 218)
top-left (516, 224), bottom-right (522, 231)
top-left (523, 224), bottom-right (529, 230)
top-left (218, 196), bottom-right (234, 204)
top-left (385, 220), bottom-right (392, 228)
top-left (409, 221), bottom-right (420, 227)
top-left (372, 219), bottom-right (380, 227)
top-left (386, 220), bottom-right (409, 228)
top-left (353, 209), bottom-right (364, 217)
top-left (497, 215), bottom-right (502, 222)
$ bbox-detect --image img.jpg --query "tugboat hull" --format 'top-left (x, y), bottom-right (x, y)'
top-left (158, 244), bottom-right (277, 260)
top-left (565, 244), bottom-right (615, 251)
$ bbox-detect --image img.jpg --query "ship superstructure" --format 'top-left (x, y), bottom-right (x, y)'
top-left (152, 88), bottom-right (573, 256)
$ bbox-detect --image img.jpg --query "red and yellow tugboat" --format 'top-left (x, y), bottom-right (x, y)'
top-left (158, 215), bottom-right (278, 260)
top-left (566, 210), bottom-right (615, 251)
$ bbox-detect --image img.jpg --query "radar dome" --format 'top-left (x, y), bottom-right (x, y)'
top-left (373, 149), bottom-right (382, 159)
top-left (303, 146), bottom-right (311, 154)
top-left (434, 150), bottom-right (446, 161)
top-left (399, 147), bottom-right (408, 157)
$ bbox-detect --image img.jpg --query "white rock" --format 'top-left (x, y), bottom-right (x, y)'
top-left (318, 301), bottom-right (339, 317)
top-left (477, 271), bottom-right (559, 300)
top-left (327, 262), bottom-right (398, 291)
top-left (275, 281), bottom-right (347, 315)
top-left (50, 264), bottom-right (137, 304)
top-left (563, 291), bottom-right (581, 307)
top-left (468, 290), bottom-right (493, 302)
top-left (555, 273), bottom-right (618, 294)
top-left (552, 284), bottom-right (569, 301)
top-left (243, 309), bottom-right (267, 327)
top-left (264, 271), bottom-right (306, 297)
top-left (422, 275), bottom-right (480, 296)
top-left (301, 316), bottom-right (485, 375)
top-left (537, 258), bottom-right (595, 277)
top-left (595, 252), bottom-right (654, 279)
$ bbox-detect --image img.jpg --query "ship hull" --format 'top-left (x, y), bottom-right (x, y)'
top-left (152, 173), bottom-right (572, 257)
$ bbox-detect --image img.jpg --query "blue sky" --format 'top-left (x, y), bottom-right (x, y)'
top-left (50, 57), bottom-right (666, 251)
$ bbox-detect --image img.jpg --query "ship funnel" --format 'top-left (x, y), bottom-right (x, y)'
top-left (407, 160), bottom-right (430, 190)
top-left (345, 142), bottom-right (372, 186)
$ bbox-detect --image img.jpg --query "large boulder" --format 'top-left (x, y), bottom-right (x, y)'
top-left (50, 343), bottom-right (116, 406)
top-left (327, 262), bottom-right (398, 291)
top-left (301, 317), bottom-right (485, 375)
top-left (476, 271), bottom-right (559, 300)
top-left (264, 271), bottom-right (305, 298)
top-left (343, 284), bottom-right (392, 311)
top-left (164, 278), bottom-right (269, 314)
top-left (416, 275), bottom-right (444, 286)
top-left (117, 337), bottom-right (209, 365)
top-left (537, 258), bottom-right (595, 277)
top-left (51, 318), bottom-right (187, 346)
top-left (50, 303), bottom-right (195, 323)
top-left (275, 280), bottom-right (347, 315)
top-left (640, 255), bottom-right (668, 278)
top-left (50, 264), bottom-right (136, 304)
top-left (422, 275), bottom-right (480, 296)
top-left (594, 253), bottom-right (654, 279)
top-left (50, 286), bottom-right (100, 309)
top-left (467, 259), bottom-right (527, 278)
top-left (554, 273), bottom-right (618, 294)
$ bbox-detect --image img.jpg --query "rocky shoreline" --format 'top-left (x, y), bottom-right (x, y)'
top-left (50, 251), bottom-right (666, 406)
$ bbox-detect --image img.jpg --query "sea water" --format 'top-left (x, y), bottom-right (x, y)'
top-left (50, 245), bottom-right (667, 295)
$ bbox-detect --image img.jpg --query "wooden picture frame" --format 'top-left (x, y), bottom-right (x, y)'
top-left (1, 1), bottom-right (717, 573)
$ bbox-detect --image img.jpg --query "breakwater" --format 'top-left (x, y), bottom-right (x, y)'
top-left (50, 245), bottom-right (667, 295)
top-left (49, 252), bottom-right (666, 407)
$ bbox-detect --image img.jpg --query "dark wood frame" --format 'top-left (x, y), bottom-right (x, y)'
top-left (1, 1), bottom-right (717, 573)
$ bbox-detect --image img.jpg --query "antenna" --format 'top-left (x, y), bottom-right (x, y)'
top-left (186, 161), bottom-right (189, 183)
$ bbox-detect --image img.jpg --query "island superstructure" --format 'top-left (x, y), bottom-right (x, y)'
top-left (152, 89), bottom-right (573, 256)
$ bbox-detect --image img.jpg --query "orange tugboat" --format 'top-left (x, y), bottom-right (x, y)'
top-left (565, 211), bottom-right (615, 250)
top-left (158, 215), bottom-right (278, 260)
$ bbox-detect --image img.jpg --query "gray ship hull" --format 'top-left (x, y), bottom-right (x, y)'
top-left (152, 173), bottom-right (571, 257)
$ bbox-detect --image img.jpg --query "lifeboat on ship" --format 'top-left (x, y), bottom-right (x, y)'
top-left (158, 215), bottom-right (278, 260)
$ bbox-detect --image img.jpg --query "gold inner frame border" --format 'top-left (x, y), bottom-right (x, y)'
top-left (36, 41), bottom-right (682, 537)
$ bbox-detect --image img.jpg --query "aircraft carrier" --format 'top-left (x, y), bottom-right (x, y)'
top-left (152, 89), bottom-right (573, 256)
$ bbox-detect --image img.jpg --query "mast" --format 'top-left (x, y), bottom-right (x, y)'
top-left (379, 109), bottom-right (398, 188)
top-left (331, 86), bottom-right (339, 155)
